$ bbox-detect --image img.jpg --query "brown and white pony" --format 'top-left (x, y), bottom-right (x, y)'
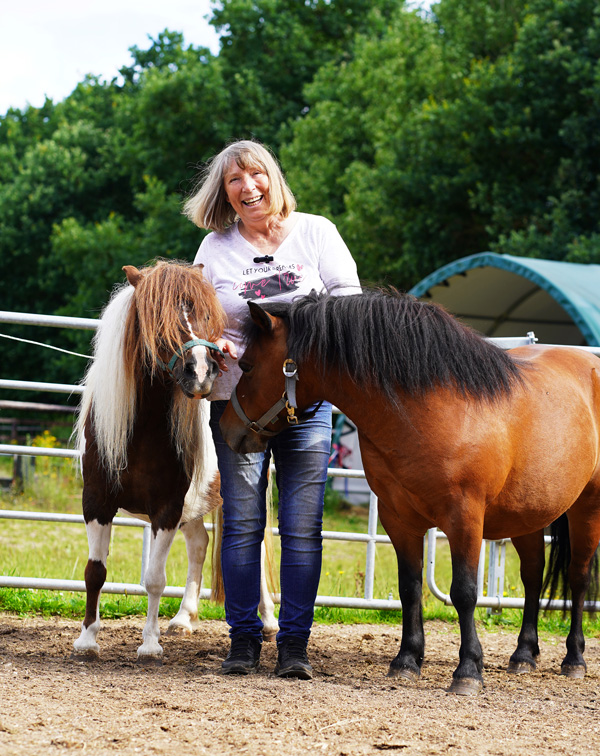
top-left (72, 260), bottom-right (278, 662)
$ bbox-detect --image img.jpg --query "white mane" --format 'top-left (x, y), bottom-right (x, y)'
top-left (75, 283), bottom-right (136, 475)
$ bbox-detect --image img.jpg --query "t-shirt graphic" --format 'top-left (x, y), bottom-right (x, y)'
top-left (237, 268), bottom-right (304, 300)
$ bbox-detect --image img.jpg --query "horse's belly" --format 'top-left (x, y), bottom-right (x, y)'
top-left (482, 457), bottom-right (600, 539)
top-left (119, 508), bottom-right (151, 524)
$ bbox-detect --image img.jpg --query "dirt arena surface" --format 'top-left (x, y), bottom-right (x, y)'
top-left (1, 615), bottom-right (599, 755)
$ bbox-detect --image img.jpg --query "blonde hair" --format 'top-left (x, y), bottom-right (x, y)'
top-left (183, 140), bottom-right (296, 232)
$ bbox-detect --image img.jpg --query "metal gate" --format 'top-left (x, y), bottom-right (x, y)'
top-left (2, 309), bottom-right (600, 613)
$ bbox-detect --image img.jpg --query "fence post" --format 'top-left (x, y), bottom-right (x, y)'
top-left (12, 453), bottom-right (35, 492)
top-left (140, 526), bottom-right (151, 585)
top-left (477, 540), bottom-right (486, 600)
top-left (363, 491), bottom-right (379, 600)
top-left (487, 540), bottom-right (506, 615)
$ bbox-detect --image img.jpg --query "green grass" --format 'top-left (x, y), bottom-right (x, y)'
top-left (1, 447), bottom-right (600, 640)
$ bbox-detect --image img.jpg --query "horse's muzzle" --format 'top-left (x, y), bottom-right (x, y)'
top-left (219, 400), bottom-right (269, 453)
top-left (176, 354), bottom-right (219, 399)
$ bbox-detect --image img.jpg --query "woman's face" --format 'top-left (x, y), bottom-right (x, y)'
top-left (223, 159), bottom-right (271, 224)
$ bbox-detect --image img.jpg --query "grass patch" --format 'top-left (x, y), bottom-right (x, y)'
top-left (0, 586), bottom-right (227, 621)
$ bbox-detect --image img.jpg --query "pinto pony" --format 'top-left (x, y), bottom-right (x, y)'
top-left (72, 260), bottom-right (278, 662)
top-left (220, 289), bottom-right (600, 694)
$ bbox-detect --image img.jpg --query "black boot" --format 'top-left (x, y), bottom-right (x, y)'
top-left (222, 633), bottom-right (261, 675)
top-left (275, 636), bottom-right (313, 680)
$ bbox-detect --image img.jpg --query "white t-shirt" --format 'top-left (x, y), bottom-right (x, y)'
top-left (193, 212), bottom-right (361, 400)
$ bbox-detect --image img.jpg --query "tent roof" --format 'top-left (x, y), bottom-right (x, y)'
top-left (409, 253), bottom-right (600, 346)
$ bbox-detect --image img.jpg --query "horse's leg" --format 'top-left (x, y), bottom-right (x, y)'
top-left (384, 530), bottom-right (425, 682)
top-left (167, 518), bottom-right (209, 635)
top-left (446, 523), bottom-right (485, 695)
top-left (560, 513), bottom-right (600, 678)
top-left (507, 530), bottom-right (545, 673)
top-left (259, 541), bottom-right (279, 642)
top-left (138, 526), bottom-right (178, 662)
top-left (73, 519), bottom-right (112, 658)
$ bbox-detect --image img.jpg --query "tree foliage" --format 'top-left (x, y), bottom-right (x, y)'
top-left (284, 0), bottom-right (600, 286)
top-left (1, 0), bottom-right (600, 391)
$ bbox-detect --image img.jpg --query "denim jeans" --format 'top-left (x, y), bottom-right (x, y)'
top-left (210, 399), bottom-right (332, 643)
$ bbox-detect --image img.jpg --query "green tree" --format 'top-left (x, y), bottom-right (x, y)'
top-left (283, 2), bottom-right (469, 284)
top-left (479, 0), bottom-right (600, 262)
top-left (284, 0), bottom-right (600, 288)
top-left (7, 0), bottom-right (599, 393)
top-left (112, 31), bottom-right (236, 191)
top-left (431, 0), bottom-right (525, 62)
top-left (212, 0), bottom-right (401, 145)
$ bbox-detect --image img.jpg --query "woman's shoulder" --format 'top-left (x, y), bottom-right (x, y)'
top-left (293, 212), bottom-right (338, 234)
top-left (194, 224), bottom-right (240, 267)
top-left (201, 224), bottom-right (239, 247)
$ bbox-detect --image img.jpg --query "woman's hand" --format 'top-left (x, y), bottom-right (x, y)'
top-left (214, 338), bottom-right (237, 375)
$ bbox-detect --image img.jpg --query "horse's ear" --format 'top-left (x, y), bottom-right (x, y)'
top-left (248, 301), bottom-right (276, 333)
top-left (123, 265), bottom-right (142, 287)
top-left (193, 263), bottom-right (205, 272)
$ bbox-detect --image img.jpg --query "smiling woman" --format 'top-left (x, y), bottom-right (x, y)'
top-left (223, 162), bottom-right (271, 221)
top-left (183, 139), bottom-right (361, 679)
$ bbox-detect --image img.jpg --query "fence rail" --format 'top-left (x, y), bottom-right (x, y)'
top-left (3, 309), bottom-right (600, 613)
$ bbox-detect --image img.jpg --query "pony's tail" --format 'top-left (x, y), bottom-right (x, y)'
top-left (542, 514), bottom-right (599, 615)
top-left (264, 471), bottom-right (280, 598)
top-left (542, 514), bottom-right (571, 615)
top-left (208, 471), bottom-right (280, 605)
top-left (210, 505), bottom-right (225, 604)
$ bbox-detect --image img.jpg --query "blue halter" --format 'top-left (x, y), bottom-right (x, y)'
top-left (159, 338), bottom-right (224, 375)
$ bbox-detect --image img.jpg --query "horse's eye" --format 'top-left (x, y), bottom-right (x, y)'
top-left (239, 361), bottom-right (253, 374)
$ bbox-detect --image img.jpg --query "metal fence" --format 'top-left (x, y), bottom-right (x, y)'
top-left (2, 309), bottom-right (600, 613)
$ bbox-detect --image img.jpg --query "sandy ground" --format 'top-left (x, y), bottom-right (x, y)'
top-left (1, 614), bottom-right (599, 755)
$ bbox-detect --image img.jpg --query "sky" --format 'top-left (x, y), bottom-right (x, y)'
top-left (0, 0), bottom-right (220, 114)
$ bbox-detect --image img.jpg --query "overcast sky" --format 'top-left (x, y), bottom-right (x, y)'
top-left (1, 1), bottom-right (433, 116)
top-left (0, 0), bottom-right (220, 114)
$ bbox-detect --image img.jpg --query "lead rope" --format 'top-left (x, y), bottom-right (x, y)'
top-left (0, 332), bottom-right (92, 359)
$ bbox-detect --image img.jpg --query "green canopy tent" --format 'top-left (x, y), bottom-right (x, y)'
top-left (409, 253), bottom-right (600, 346)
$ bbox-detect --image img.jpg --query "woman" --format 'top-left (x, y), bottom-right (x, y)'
top-left (184, 140), bottom-right (360, 679)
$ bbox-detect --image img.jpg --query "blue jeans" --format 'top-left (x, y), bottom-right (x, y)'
top-left (210, 399), bottom-right (332, 643)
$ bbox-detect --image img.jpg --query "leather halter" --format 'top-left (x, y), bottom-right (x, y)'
top-left (158, 338), bottom-right (224, 376)
top-left (230, 358), bottom-right (323, 436)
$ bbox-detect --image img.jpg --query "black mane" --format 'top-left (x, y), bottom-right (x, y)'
top-left (243, 289), bottom-right (524, 402)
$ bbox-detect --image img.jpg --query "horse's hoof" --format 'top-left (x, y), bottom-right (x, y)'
top-left (137, 655), bottom-right (163, 666)
top-left (70, 649), bottom-right (99, 662)
top-left (561, 664), bottom-right (586, 679)
top-left (449, 678), bottom-right (483, 696)
top-left (262, 631), bottom-right (277, 643)
top-left (165, 624), bottom-right (192, 637)
top-left (507, 660), bottom-right (535, 675)
top-left (387, 666), bottom-right (420, 682)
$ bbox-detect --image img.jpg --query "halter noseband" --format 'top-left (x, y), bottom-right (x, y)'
top-left (230, 358), bottom-right (322, 436)
top-left (158, 339), bottom-right (224, 375)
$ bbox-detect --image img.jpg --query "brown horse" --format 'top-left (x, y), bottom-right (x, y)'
top-left (72, 260), bottom-right (279, 662)
top-left (219, 289), bottom-right (600, 694)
